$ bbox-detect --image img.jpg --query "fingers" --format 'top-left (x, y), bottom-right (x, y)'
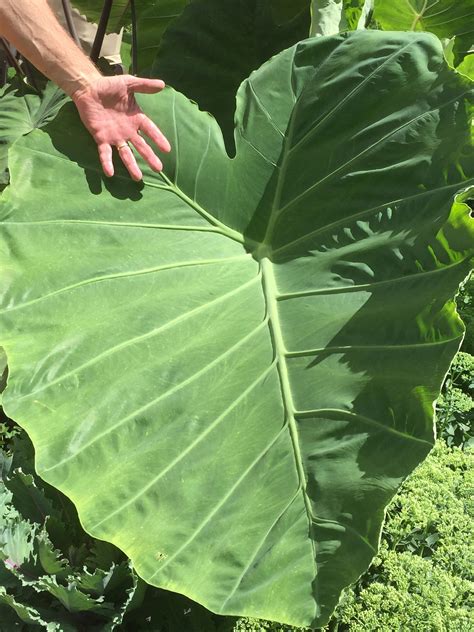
top-left (98, 144), bottom-right (114, 177)
top-left (130, 134), bottom-right (163, 172)
top-left (117, 144), bottom-right (142, 182)
top-left (140, 117), bottom-right (171, 154)
top-left (126, 77), bottom-right (166, 94)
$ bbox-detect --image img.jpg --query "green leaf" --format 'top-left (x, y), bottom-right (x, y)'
top-left (135, 1), bottom-right (191, 74)
top-left (0, 32), bottom-right (473, 628)
top-left (271, 0), bottom-right (309, 24)
top-left (152, 0), bottom-right (310, 149)
top-left (0, 84), bottom-right (68, 186)
top-left (0, 520), bottom-right (36, 569)
top-left (457, 53), bottom-right (474, 80)
top-left (0, 586), bottom-right (61, 628)
top-left (373, 0), bottom-right (474, 64)
top-left (70, 0), bottom-right (188, 57)
top-left (4, 469), bottom-right (56, 525)
top-left (0, 450), bottom-right (13, 480)
top-left (34, 576), bottom-right (114, 614)
top-left (36, 528), bottom-right (70, 576)
top-left (343, 0), bottom-right (373, 29)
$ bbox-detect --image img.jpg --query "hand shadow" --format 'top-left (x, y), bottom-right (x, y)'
top-left (44, 102), bottom-right (144, 201)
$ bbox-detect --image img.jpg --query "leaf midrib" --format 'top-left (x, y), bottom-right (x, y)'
top-left (260, 257), bottom-right (317, 576)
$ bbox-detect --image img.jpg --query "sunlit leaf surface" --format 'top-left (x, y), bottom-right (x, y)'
top-left (0, 32), bottom-right (473, 627)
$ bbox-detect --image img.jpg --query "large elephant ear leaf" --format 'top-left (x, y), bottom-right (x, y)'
top-left (373, 0), bottom-right (474, 64)
top-left (0, 31), bottom-right (473, 628)
top-left (271, 0), bottom-right (309, 24)
top-left (134, 0), bottom-right (190, 74)
top-left (152, 0), bottom-right (310, 150)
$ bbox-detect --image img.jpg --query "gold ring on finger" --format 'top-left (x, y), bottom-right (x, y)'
top-left (116, 142), bottom-right (129, 151)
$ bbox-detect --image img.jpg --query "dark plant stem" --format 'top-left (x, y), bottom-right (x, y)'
top-left (19, 57), bottom-right (40, 92)
top-left (61, 0), bottom-right (81, 47)
top-left (0, 39), bottom-right (25, 80)
top-left (0, 56), bottom-right (8, 88)
top-left (90, 0), bottom-right (113, 63)
top-left (130, 0), bottom-right (138, 75)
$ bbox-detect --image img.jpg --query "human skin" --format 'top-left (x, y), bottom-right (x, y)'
top-left (0, 0), bottom-right (171, 180)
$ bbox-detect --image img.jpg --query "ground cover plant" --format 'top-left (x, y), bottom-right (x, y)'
top-left (0, 1), bottom-right (473, 629)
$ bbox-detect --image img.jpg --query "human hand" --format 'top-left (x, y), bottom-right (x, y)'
top-left (72, 75), bottom-right (171, 181)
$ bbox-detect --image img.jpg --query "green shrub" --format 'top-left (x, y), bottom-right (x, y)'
top-left (447, 352), bottom-right (474, 395)
top-left (334, 547), bottom-right (473, 632)
top-left (436, 352), bottom-right (474, 449)
top-left (328, 441), bottom-right (474, 631)
top-left (458, 278), bottom-right (474, 356)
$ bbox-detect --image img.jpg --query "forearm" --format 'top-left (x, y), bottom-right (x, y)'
top-left (0, 0), bottom-right (101, 96)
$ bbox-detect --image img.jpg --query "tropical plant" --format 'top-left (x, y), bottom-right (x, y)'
top-left (153, 0), bottom-right (310, 145)
top-left (309, 0), bottom-right (372, 36)
top-left (70, 0), bottom-right (191, 73)
top-left (372, 0), bottom-right (474, 64)
top-left (0, 26), bottom-right (473, 629)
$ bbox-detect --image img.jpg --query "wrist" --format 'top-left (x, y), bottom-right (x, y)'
top-left (65, 69), bottom-right (103, 99)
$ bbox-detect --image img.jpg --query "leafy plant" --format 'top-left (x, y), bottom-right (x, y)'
top-left (373, 0), bottom-right (474, 64)
top-left (133, 0), bottom-right (191, 74)
top-left (331, 441), bottom-right (474, 631)
top-left (0, 30), bottom-right (472, 628)
top-left (309, 0), bottom-right (374, 36)
top-left (343, 0), bottom-right (374, 30)
top-left (458, 277), bottom-right (474, 353)
top-left (69, 0), bottom-right (191, 74)
top-left (70, 0), bottom-right (132, 33)
top-left (0, 433), bottom-right (142, 630)
top-left (436, 351), bottom-right (474, 448)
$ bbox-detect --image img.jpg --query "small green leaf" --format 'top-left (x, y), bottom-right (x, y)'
top-left (0, 586), bottom-right (61, 628)
top-left (457, 54), bottom-right (474, 80)
top-left (4, 469), bottom-right (56, 525)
